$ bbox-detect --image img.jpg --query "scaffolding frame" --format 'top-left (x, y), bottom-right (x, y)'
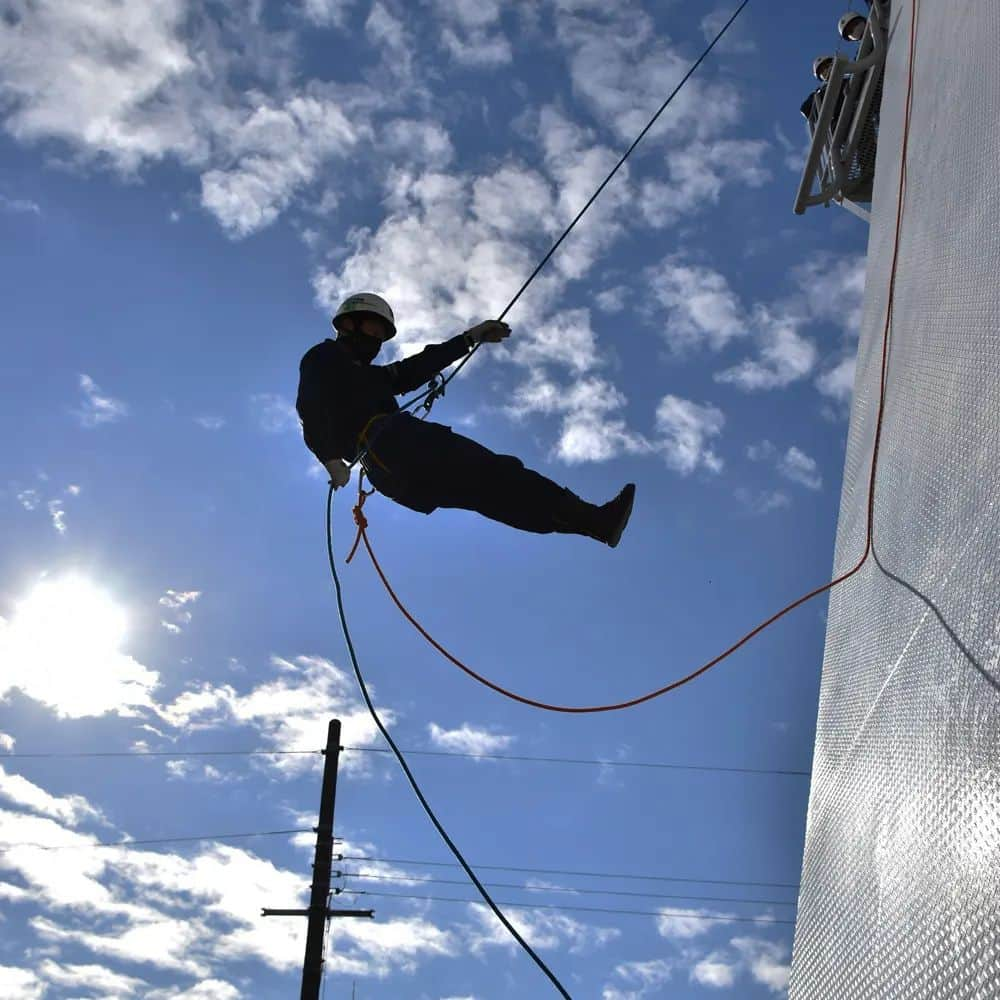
top-left (794, 1), bottom-right (890, 221)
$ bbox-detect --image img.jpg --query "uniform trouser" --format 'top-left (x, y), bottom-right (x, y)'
top-left (364, 415), bottom-right (570, 535)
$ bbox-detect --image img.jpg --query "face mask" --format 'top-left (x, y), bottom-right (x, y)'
top-left (343, 333), bottom-right (382, 364)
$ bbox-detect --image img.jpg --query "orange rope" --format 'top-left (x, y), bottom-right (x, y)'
top-left (344, 3), bottom-right (918, 713)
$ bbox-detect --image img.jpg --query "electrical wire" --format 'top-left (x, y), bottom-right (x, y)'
top-left (344, 889), bottom-right (797, 926)
top-left (3, 749), bottom-right (319, 759)
top-left (325, 487), bottom-right (572, 997)
top-left (2, 746), bottom-right (809, 777)
top-left (339, 871), bottom-right (797, 908)
top-left (339, 855), bottom-right (799, 891)
top-left (341, 746), bottom-right (809, 777)
top-left (0, 827), bottom-right (311, 853)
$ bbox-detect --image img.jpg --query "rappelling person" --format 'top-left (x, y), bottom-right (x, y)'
top-left (296, 292), bottom-right (636, 547)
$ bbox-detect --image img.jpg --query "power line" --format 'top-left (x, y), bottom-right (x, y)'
top-left (2, 749), bottom-right (319, 759)
top-left (344, 889), bottom-right (797, 927)
top-left (340, 855), bottom-right (800, 891)
top-left (3, 747), bottom-right (809, 777)
top-left (0, 827), bottom-right (312, 853)
top-left (343, 746), bottom-right (810, 777)
top-left (340, 871), bottom-right (797, 908)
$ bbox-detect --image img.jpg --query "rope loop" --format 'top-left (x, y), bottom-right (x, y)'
top-left (346, 478), bottom-right (375, 565)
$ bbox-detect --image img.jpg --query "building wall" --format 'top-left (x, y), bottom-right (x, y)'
top-left (789, 2), bottom-right (1000, 996)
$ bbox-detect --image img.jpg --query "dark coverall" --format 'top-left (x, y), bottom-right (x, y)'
top-left (296, 335), bottom-right (572, 534)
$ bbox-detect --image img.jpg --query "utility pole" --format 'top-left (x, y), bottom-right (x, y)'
top-left (263, 719), bottom-right (373, 999)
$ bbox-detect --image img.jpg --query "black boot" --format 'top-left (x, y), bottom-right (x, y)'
top-left (598, 483), bottom-right (635, 548)
top-left (554, 484), bottom-right (635, 547)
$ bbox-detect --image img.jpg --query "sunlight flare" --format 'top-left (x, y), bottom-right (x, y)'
top-left (0, 575), bottom-right (158, 718)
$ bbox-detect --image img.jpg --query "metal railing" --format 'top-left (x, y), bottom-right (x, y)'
top-left (794, 1), bottom-right (890, 220)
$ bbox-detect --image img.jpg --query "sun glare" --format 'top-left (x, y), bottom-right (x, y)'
top-left (1, 574), bottom-right (158, 718)
top-left (15, 576), bottom-right (127, 658)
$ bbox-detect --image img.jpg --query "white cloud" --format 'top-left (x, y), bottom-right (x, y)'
top-left (427, 723), bottom-right (514, 755)
top-left (76, 374), bottom-right (128, 427)
top-left (0, 765), bottom-right (104, 826)
top-left (16, 489), bottom-right (39, 511)
top-left (654, 396), bottom-right (725, 475)
top-left (507, 372), bottom-right (650, 465)
top-left (160, 655), bottom-right (384, 776)
top-left (0, 0), bottom-right (200, 173)
top-left (648, 260), bottom-right (746, 351)
top-left (0, 732), bottom-right (14, 752)
top-left (646, 253), bottom-right (861, 396)
top-left (639, 140), bottom-right (770, 229)
top-left (145, 981), bottom-right (242, 1000)
top-left (0, 965), bottom-right (45, 1000)
top-left (381, 118), bottom-right (454, 169)
top-left (300, 0), bottom-right (356, 28)
top-left (159, 589), bottom-right (201, 633)
top-left (464, 903), bottom-right (619, 956)
top-left (553, 5), bottom-right (741, 145)
top-left (1, 797), bottom-right (457, 985)
top-left (252, 393), bottom-right (300, 433)
top-left (715, 308), bottom-right (817, 391)
top-left (165, 759), bottom-right (223, 783)
top-left (0, 1), bottom-right (376, 236)
top-left (748, 441), bottom-right (822, 490)
top-left (47, 499), bottom-right (66, 535)
top-left (534, 106), bottom-right (630, 281)
top-left (734, 488), bottom-right (791, 515)
top-left (509, 308), bottom-right (601, 374)
top-left (200, 93), bottom-right (361, 238)
top-left (432, 0), bottom-right (511, 67)
top-left (366, 2), bottom-right (413, 78)
top-left (0, 575), bottom-right (160, 719)
top-left (0, 193), bottom-right (41, 214)
top-left (314, 164), bottom-right (556, 356)
top-left (793, 255), bottom-right (867, 334)
top-left (195, 415), bottom-right (227, 430)
top-left (655, 908), bottom-right (730, 940)
top-left (471, 164), bottom-right (554, 238)
top-left (778, 446), bottom-right (822, 490)
top-left (691, 951), bottom-right (738, 988)
top-left (816, 354), bottom-right (856, 402)
top-left (700, 9), bottom-right (757, 53)
top-left (605, 957), bottom-right (674, 998)
top-left (595, 286), bottom-right (627, 312)
top-left (441, 26), bottom-right (512, 67)
top-left (731, 937), bottom-right (791, 993)
top-left (38, 959), bottom-right (147, 996)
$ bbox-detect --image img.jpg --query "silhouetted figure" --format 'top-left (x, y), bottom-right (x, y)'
top-left (296, 292), bottom-right (635, 547)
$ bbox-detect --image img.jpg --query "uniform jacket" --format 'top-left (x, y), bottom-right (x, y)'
top-left (296, 334), bottom-right (470, 463)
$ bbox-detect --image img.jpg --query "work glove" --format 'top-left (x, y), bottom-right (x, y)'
top-left (463, 319), bottom-right (511, 348)
top-left (324, 458), bottom-right (351, 490)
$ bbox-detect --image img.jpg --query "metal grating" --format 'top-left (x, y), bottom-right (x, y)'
top-left (789, 2), bottom-right (1000, 997)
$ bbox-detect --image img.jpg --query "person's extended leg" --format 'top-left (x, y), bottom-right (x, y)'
top-left (370, 416), bottom-right (634, 545)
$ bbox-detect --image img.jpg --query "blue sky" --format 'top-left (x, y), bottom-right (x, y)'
top-left (0, 1), bottom-right (871, 997)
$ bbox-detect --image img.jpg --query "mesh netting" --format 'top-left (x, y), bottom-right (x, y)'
top-left (789, 2), bottom-right (1000, 996)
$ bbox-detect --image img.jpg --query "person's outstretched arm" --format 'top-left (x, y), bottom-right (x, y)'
top-left (384, 320), bottom-right (511, 395)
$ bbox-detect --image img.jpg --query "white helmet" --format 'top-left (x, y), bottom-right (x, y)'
top-left (838, 12), bottom-right (867, 41)
top-left (332, 292), bottom-right (396, 338)
top-left (812, 54), bottom-right (835, 81)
